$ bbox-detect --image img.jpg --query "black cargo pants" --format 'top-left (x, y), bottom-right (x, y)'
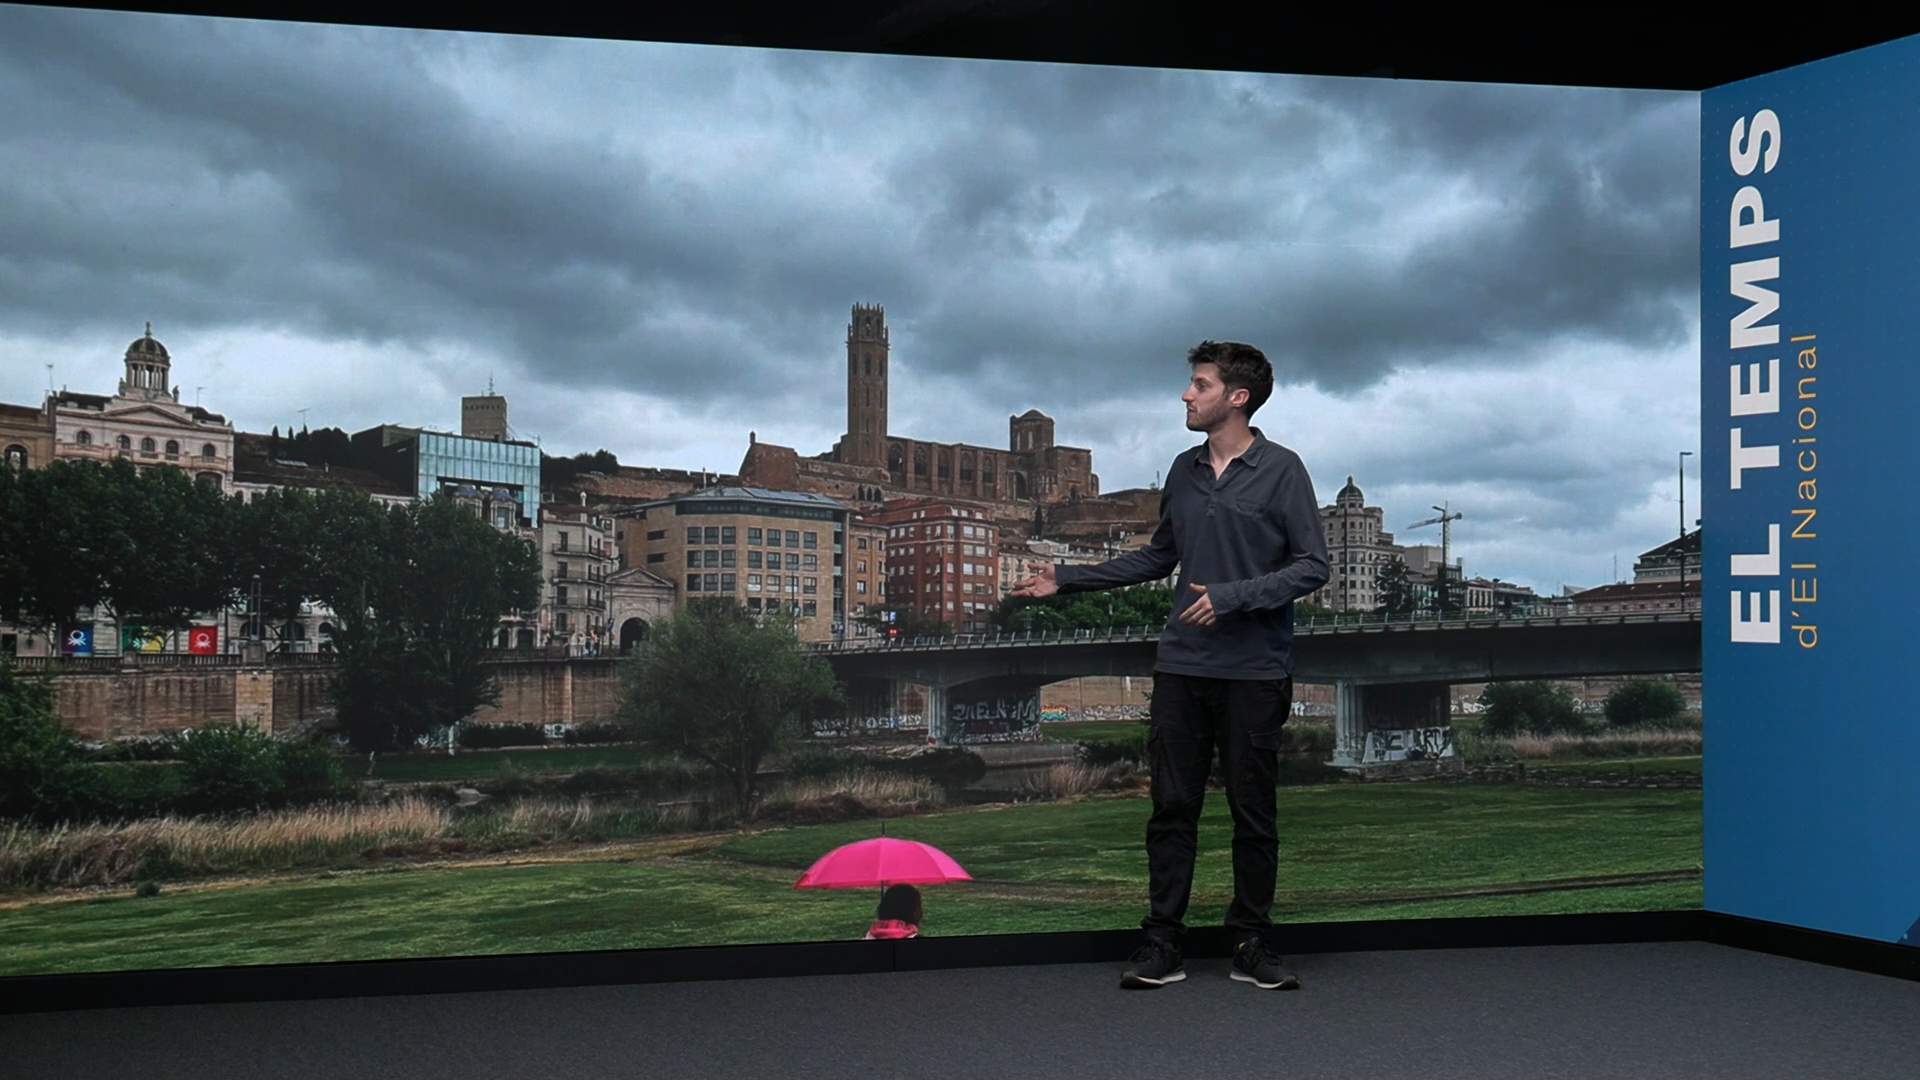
top-left (1142, 670), bottom-right (1292, 943)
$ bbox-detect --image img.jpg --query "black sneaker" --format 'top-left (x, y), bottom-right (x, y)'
top-left (1230, 936), bottom-right (1300, 990)
top-left (1119, 937), bottom-right (1185, 989)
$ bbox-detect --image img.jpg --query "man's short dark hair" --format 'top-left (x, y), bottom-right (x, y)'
top-left (1188, 341), bottom-right (1273, 418)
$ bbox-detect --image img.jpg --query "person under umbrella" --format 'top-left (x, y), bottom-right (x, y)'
top-left (864, 884), bottom-right (923, 940)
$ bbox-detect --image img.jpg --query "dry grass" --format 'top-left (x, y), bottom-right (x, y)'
top-left (768, 772), bottom-right (944, 809)
top-left (0, 798), bottom-right (447, 891)
top-left (1498, 730), bottom-right (1703, 761)
top-left (1018, 762), bottom-right (1145, 800)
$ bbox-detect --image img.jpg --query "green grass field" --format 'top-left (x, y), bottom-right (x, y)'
top-left (0, 781), bottom-right (1700, 977)
top-left (1038, 721), bottom-right (1146, 744)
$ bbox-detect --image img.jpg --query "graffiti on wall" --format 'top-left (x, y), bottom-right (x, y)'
top-left (949, 695), bottom-right (1043, 744)
top-left (1361, 726), bottom-right (1456, 764)
top-left (810, 714), bottom-right (929, 738)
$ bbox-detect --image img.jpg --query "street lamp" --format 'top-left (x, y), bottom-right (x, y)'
top-left (1678, 451), bottom-right (1694, 603)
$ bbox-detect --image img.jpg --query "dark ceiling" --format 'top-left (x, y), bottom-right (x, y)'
top-left (24, 2), bottom-right (1920, 90)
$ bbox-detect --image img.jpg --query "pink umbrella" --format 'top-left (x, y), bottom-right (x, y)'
top-left (793, 837), bottom-right (973, 890)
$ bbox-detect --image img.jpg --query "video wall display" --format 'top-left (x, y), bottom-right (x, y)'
top-left (0, 4), bottom-right (1704, 978)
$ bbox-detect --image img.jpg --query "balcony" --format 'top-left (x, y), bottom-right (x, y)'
top-left (551, 543), bottom-right (613, 559)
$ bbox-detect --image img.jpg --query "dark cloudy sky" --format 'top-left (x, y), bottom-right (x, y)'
top-left (0, 4), bottom-right (1701, 595)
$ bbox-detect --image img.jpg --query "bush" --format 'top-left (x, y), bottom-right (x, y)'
top-left (0, 662), bottom-right (103, 825)
top-left (779, 745), bottom-right (867, 779)
top-left (1479, 681), bottom-right (1590, 737)
top-left (888, 747), bottom-right (988, 790)
top-left (562, 723), bottom-right (628, 745)
top-left (1604, 680), bottom-right (1687, 727)
top-left (176, 725), bottom-right (355, 816)
top-left (458, 723), bottom-right (548, 749)
top-left (177, 724), bottom-right (288, 815)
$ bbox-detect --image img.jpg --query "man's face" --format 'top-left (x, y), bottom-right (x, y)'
top-left (1183, 362), bottom-right (1244, 431)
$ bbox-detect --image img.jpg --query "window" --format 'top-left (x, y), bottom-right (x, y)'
top-left (704, 550), bottom-right (720, 568)
top-left (786, 530), bottom-right (800, 546)
top-left (76, 430), bottom-right (92, 446)
top-left (556, 612), bottom-right (569, 632)
top-left (557, 586), bottom-right (569, 606)
top-left (165, 440), bottom-right (179, 456)
top-left (748, 551), bottom-right (763, 569)
top-left (558, 561), bottom-right (570, 580)
top-left (786, 554), bottom-right (800, 571)
top-left (687, 527), bottom-right (700, 543)
top-left (857, 580), bottom-right (868, 595)
top-left (704, 526), bottom-right (719, 544)
top-left (141, 437), bottom-right (155, 453)
top-left (768, 531), bottom-right (782, 548)
top-left (705, 573), bottom-right (719, 592)
top-left (647, 552), bottom-right (665, 564)
top-left (687, 551), bottom-right (700, 567)
top-left (804, 578), bottom-right (817, 595)
top-left (749, 598), bottom-right (763, 613)
top-left (803, 532), bottom-right (817, 549)
top-left (803, 555), bottom-right (818, 571)
top-left (857, 561), bottom-right (866, 574)
top-left (787, 576), bottom-right (800, 594)
top-left (748, 527), bottom-right (763, 544)
top-left (557, 532), bottom-right (569, 551)
top-left (721, 526), bottom-right (736, 544)
top-left (687, 575), bottom-right (701, 592)
top-left (857, 538), bottom-right (869, 551)
top-left (721, 550), bottom-right (736, 569)
top-left (117, 434), bottom-right (131, 450)
top-left (748, 575), bottom-right (762, 592)
top-left (648, 529), bottom-right (667, 541)
top-left (721, 573), bottom-right (736, 592)
top-left (804, 601), bottom-right (817, 618)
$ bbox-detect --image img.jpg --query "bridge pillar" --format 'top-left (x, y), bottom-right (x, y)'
top-left (924, 682), bottom-right (948, 745)
top-left (1330, 680), bottom-right (1457, 771)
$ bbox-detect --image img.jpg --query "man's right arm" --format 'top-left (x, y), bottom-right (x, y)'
top-left (1052, 480), bottom-right (1179, 594)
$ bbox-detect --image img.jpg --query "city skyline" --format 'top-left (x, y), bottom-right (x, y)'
top-left (0, 5), bottom-right (1701, 596)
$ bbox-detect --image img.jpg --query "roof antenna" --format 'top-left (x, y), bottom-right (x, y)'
top-left (488, 372), bottom-right (495, 396)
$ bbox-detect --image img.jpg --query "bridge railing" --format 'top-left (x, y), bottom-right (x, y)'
top-left (809, 607), bottom-right (1700, 653)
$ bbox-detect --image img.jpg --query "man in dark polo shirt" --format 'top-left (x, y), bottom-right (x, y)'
top-left (1011, 340), bottom-right (1329, 991)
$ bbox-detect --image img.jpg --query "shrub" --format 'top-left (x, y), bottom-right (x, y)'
top-left (177, 724), bottom-right (287, 815)
top-left (562, 723), bottom-right (627, 745)
top-left (1478, 681), bottom-right (1590, 737)
top-left (0, 663), bottom-right (102, 825)
top-left (1604, 680), bottom-right (1687, 727)
top-left (458, 723), bottom-right (548, 749)
top-left (889, 747), bottom-right (988, 790)
top-left (276, 740), bottom-right (356, 806)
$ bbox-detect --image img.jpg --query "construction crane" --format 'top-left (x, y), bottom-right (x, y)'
top-left (1406, 502), bottom-right (1465, 607)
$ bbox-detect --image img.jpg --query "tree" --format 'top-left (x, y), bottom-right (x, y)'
top-left (1478, 680), bottom-right (1587, 737)
top-left (1603, 680), bottom-right (1687, 728)
top-left (619, 599), bottom-right (842, 814)
top-left (305, 489), bottom-right (540, 750)
top-left (97, 458), bottom-right (237, 635)
top-left (1374, 557), bottom-right (1415, 616)
top-left (0, 658), bottom-right (95, 824)
top-left (5, 460), bottom-right (117, 634)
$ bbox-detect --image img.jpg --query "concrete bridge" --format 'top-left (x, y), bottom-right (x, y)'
top-left (810, 611), bottom-right (1702, 766)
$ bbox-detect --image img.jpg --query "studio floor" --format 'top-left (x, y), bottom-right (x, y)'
top-left (5, 941), bottom-right (1918, 1079)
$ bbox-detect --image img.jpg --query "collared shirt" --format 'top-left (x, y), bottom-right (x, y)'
top-left (1052, 427), bottom-right (1330, 679)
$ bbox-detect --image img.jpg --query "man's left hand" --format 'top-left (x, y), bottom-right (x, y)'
top-left (1178, 582), bottom-right (1216, 627)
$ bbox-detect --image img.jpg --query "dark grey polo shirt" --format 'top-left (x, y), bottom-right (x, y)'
top-left (1052, 427), bottom-right (1330, 679)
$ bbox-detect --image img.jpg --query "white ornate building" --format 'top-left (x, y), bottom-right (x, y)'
top-left (49, 325), bottom-right (234, 490)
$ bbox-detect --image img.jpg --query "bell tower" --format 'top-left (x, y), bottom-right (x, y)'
top-left (846, 302), bottom-right (889, 467)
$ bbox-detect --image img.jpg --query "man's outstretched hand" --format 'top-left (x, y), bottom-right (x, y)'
top-left (1177, 582), bottom-right (1216, 627)
top-left (1010, 562), bottom-right (1059, 599)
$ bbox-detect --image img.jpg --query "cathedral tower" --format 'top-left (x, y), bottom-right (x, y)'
top-left (846, 303), bottom-right (889, 467)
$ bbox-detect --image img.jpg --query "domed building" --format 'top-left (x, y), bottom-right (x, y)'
top-left (1312, 474), bottom-right (1399, 613)
top-left (49, 323), bottom-right (235, 491)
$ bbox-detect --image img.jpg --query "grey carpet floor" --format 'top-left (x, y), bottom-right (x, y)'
top-left (4, 941), bottom-right (1917, 1079)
